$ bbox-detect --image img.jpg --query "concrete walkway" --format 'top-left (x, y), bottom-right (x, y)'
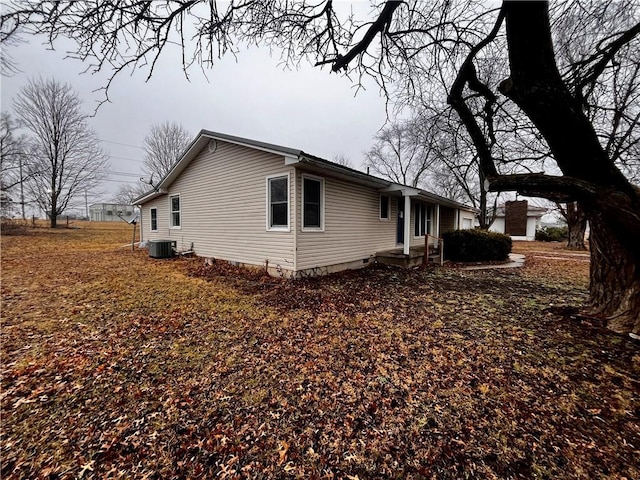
top-left (462, 253), bottom-right (526, 271)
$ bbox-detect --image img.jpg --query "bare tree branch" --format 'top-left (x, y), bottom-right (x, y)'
top-left (13, 78), bottom-right (109, 227)
top-left (142, 121), bottom-right (191, 180)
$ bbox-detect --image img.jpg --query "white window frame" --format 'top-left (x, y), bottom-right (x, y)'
top-left (266, 173), bottom-right (290, 232)
top-left (169, 194), bottom-right (181, 229)
top-left (379, 195), bottom-right (390, 221)
top-left (414, 202), bottom-right (431, 238)
top-left (301, 174), bottom-right (325, 232)
top-left (150, 207), bottom-right (158, 232)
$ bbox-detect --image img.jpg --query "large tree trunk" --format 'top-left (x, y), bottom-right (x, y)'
top-left (498, 2), bottom-right (640, 334)
top-left (564, 202), bottom-right (586, 250)
top-left (589, 213), bottom-right (640, 335)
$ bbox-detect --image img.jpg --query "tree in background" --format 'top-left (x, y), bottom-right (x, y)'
top-left (0, 112), bottom-right (29, 218)
top-left (332, 154), bottom-right (354, 169)
top-left (13, 78), bottom-right (109, 227)
top-left (142, 122), bottom-right (191, 183)
top-left (364, 119), bottom-right (436, 188)
top-left (365, 109), bottom-right (501, 228)
top-left (558, 201), bottom-right (587, 251)
top-left (2, 1), bottom-right (638, 332)
top-left (111, 183), bottom-right (148, 206)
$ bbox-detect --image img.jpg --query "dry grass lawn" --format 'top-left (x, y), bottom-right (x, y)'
top-left (1, 222), bottom-right (638, 479)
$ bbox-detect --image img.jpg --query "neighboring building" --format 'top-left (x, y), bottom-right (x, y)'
top-left (89, 203), bottom-right (136, 222)
top-left (134, 130), bottom-right (476, 277)
top-left (540, 214), bottom-right (568, 229)
top-left (489, 200), bottom-right (547, 241)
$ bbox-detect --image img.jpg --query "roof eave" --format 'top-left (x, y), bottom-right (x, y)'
top-left (133, 190), bottom-right (164, 205)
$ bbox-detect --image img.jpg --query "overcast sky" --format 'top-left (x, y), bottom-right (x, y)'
top-left (1, 23), bottom-right (389, 209)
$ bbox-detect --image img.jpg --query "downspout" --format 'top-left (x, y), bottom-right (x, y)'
top-left (292, 169), bottom-right (297, 273)
top-left (138, 205), bottom-right (144, 243)
top-left (403, 195), bottom-right (411, 255)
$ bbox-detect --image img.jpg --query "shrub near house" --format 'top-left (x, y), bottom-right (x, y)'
top-left (443, 229), bottom-right (512, 262)
top-left (535, 226), bottom-right (569, 242)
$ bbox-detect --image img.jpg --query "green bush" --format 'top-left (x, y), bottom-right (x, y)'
top-left (442, 229), bottom-right (512, 262)
top-left (535, 226), bottom-right (568, 242)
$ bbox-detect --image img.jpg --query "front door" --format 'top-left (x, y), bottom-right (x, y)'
top-left (397, 197), bottom-right (405, 245)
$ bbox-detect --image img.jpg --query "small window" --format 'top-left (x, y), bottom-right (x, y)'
top-left (150, 208), bottom-right (158, 231)
top-left (268, 175), bottom-right (289, 230)
top-left (380, 195), bottom-right (389, 220)
top-left (303, 177), bottom-right (323, 230)
top-left (170, 195), bottom-right (181, 228)
top-left (106, 210), bottom-right (113, 216)
top-left (415, 203), bottom-right (432, 237)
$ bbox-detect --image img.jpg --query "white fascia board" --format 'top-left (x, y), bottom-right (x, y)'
top-left (284, 155), bottom-right (300, 165)
top-left (135, 191), bottom-right (162, 205)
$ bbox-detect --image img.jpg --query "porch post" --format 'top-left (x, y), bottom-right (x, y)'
top-left (403, 195), bottom-right (411, 255)
top-left (435, 204), bottom-right (440, 238)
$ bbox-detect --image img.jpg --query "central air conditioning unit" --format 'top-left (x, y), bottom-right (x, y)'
top-left (149, 240), bottom-right (176, 259)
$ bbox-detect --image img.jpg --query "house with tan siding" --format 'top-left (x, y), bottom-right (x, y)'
top-left (134, 131), bottom-right (476, 277)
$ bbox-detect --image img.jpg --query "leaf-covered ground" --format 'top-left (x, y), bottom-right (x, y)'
top-left (1, 223), bottom-right (638, 479)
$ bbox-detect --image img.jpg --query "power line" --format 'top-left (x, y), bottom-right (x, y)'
top-left (101, 178), bottom-right (144, 185)
top-left (100, 138), bottom-right (144, 149)
top-left (105, 170), bottom-right (144, 178)
top-left (109, 155), bottom-right (144, 163)
top-left (97, 168), bottom-right (145, 178)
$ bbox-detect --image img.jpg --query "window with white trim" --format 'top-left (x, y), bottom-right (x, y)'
top-left (268, 175), bottom-right (289, 230)
top-left (302, 176), bottom-right (323, 230)
top-left (170, 195), bottom-right (181, 228)
top-left (150, 207), bottom-right (158, 231)
top-left (415, 203), bottom-right (432, 237)
top-left (380, 195), bottom-right (390, 220)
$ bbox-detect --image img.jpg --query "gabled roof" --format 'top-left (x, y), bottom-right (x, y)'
top-left (133, 130), bottom-right (475, 211)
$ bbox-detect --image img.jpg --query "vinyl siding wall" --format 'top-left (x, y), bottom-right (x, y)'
top-left (295, 170), bottom-right (398, 271)
top-left (459, 210), bottom-right (475, 228)
top-left (141, 141), bottom-right (295, 271)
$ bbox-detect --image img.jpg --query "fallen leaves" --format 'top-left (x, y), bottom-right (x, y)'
top-left (1, 224), bottom-right (638, 479)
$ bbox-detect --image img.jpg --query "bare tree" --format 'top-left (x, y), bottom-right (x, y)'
top-left (365, 119), bottom-right (436, 188)
top-left (0, 112), bottom-right (30, 219)
top-left (557, 201), bottom-right (587, 250)
top-left (111, 183), bottom-right (148, 205)
top-left (332, 154), bottom-right (354, 169)
top-left (418, 108), bottom-right (502, 228)
top-left (0, 32), bottom-right (21, 76)
top-left (2, 1), bottom-right (639, 332)
top-left (14, 78), bottom-right (109, 227)
top-left (143, 122), bottom-right (191, 182)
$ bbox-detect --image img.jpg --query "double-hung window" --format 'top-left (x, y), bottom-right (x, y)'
top-left (170, 195), bottom-right (181, 228)
top-left (415, 203), bottom-right (431, 237)
top-left (150, 207), bottom-right (158, 231)
top-left (267, 175), bottom-right (289, 230)
top-left (302, 176), bottom-right (323, 230)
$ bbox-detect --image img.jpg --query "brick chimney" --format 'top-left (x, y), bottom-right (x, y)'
top-left (505, 200), bottom-right (528, 236)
